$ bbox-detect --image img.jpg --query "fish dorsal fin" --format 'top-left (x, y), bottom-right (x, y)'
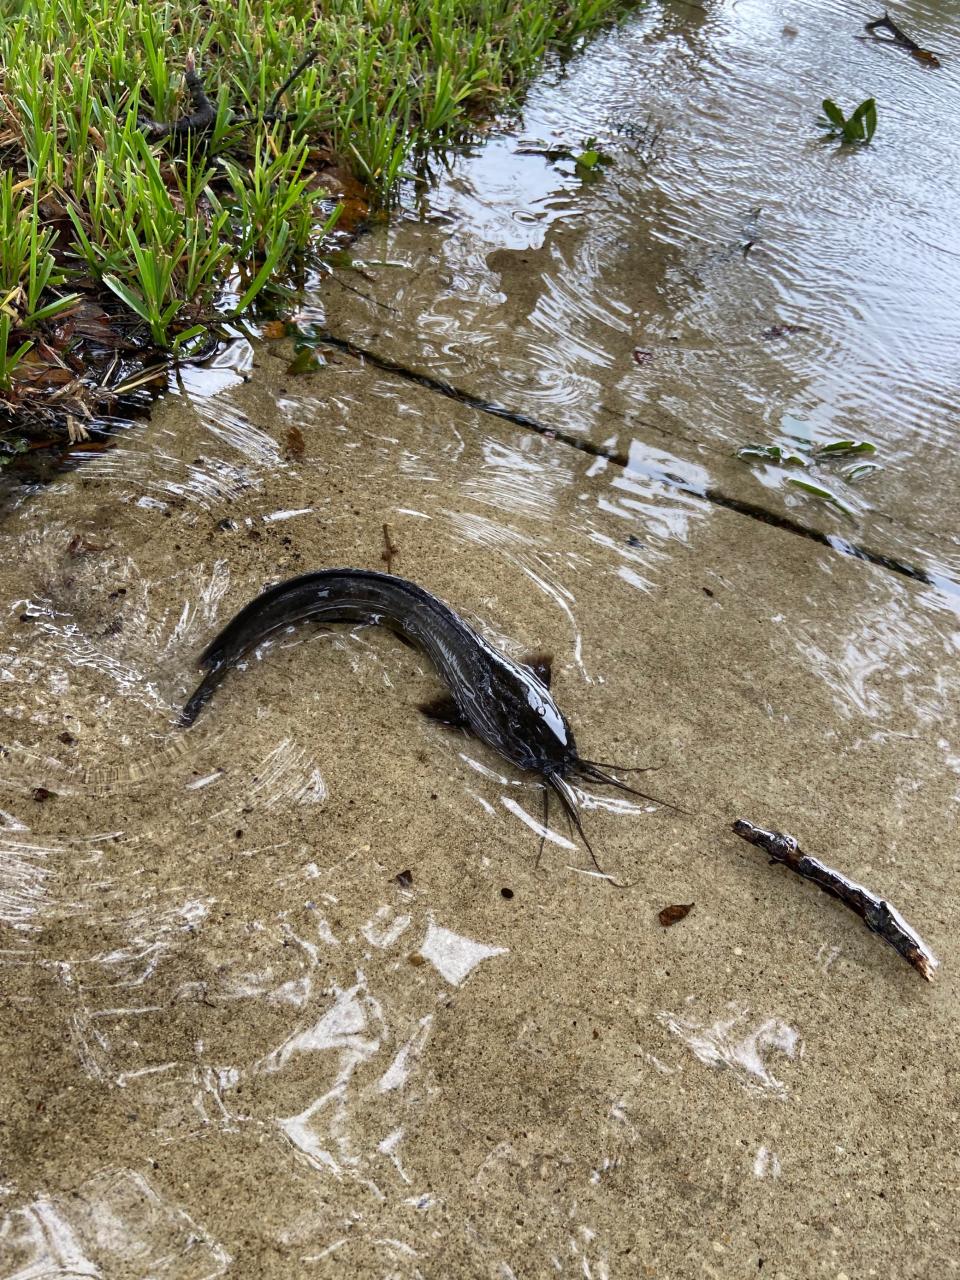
top-left (522, 652), bottom-right (553, 688)
top-left (419, 694), bottom-right (467, 727)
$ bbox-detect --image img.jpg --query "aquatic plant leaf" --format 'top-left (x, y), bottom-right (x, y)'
top-left (842, 461), bottom-right (882, 482)
top-left (287, 347), bottom-right (325, 375)
top-left (658, 902), bottom-right (693, 927)
top-left (737, 444), bottom-right (807, 466)
top-left (102, 274), bottom-right (151, 326)
top-left (821, 99), bottom-right (846, 129)
top-left (817, 439), bottom-right (876, 456)
top-left (575, 149), bottom-right (602, 170)
top-left (851, 97), bottom-right (877, 135)
top-left (786, 476), bottom-right (856, 515)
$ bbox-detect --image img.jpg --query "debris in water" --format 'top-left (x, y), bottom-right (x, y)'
top-left (864, 11), bottom-right (940, 67)
top-left (284, 425), bottom-right (306, 460)
top-left (67, 534), bottom-right (107, 556)
top-left (393, 869), bottom-right (414, 890)
top-left (658, 902), bottom-right (693, 927)
top-left (381, 523), bottom-right (400, 574)
top-left (760, 324), bottom-right (811, 340)
top-left (732, 819), bottom-right (939, 981)
top-left (32, 787), bottom-right (55, 803)
top-left (632, 348), bottom-right (655, 366)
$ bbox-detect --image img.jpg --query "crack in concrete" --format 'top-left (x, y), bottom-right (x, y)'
top-left (316, 329), bottom-right (956, 597)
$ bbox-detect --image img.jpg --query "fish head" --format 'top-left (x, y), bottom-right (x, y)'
top-left (474, 659), bottom-right (579, 775)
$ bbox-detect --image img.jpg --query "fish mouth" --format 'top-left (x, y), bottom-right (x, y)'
top-left (540, 759), bottom-right (690, 888)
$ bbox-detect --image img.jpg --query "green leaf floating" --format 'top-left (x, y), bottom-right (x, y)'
top-left (787, 476), bottom-right (857, 516)
top-left (816, 439), bottom-right (877, 456)
top-left (737, 444), bottom-right (808, 466)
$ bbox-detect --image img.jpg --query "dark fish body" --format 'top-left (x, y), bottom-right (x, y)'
top-left (182, 569), bottom-right (676, 874)
top-left (182, 570), bottom-right (577, 771)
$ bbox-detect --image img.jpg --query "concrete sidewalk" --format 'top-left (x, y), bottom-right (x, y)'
top-left (0, 343), bottom-right (956, 1276)
top-left (2, 0), bottom-right (960, 1272)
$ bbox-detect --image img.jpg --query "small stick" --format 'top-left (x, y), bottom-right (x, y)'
top-left (863, 12), bottom-right (940, 65)
top-left (140, 50), bottom-right (216, 140)
top-left (864, 11), bottom-right (921, 49)
top-left (732, 819), bottom-right (939, 981)
top-left (267, 49), bottom-right (320, 116)
top-left (381, 523), bottom-right (399, 574)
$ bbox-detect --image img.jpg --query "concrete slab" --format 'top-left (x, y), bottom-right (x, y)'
top-left (0, 351), bottom-right (957, 1276)
top-left (317, 0), bottom-right (960, 581)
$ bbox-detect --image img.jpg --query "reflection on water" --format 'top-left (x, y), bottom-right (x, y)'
top-left (658, 1002), bottom-right (803, 1098)
top-left (1, 1), bottom-right (959, 1274)
top-left (318, 0), bottom-right (960, 578)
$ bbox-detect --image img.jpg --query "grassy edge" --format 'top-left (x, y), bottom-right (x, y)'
top-left (0, 0), bottom-right (638, 453)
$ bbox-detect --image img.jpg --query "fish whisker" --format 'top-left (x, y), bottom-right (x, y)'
top-left (548, 773), bottom-right (629, 889)
top-left (573, 761), bottom-right (691, 816)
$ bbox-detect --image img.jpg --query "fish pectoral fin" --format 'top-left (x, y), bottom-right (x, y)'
top-left (418, 694), bottom-right (468, 727)
top-left (522, 652), bottom-right (553, 688)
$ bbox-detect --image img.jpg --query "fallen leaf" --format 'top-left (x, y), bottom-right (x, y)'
top-left (633, 348), bottom-right (655, 366)
top-left (284, 425), bottom-right (306, 459)
top-left (287, 347), bottom-right (325, 375)
top-left (658, 902), bottom-right (694, 927)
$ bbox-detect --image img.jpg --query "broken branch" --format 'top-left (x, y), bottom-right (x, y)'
top-left (864, 12), bottom-right (940, 66)
top-left (139, 50), bottom-right (216, 140)
top-left (138, 47), bottom-right (318, 141)
top-left (732, 818), bottom-right (938, 981)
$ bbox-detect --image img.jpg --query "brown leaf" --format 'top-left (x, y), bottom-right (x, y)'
top-left (658, 902), bottom-right (694, 927)
top-left (633, 348), bottom-right (655, 366)
top-left (284, 425), bottom-right (306, 459)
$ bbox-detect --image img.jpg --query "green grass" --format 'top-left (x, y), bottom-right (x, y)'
top-left (0, 0), bottom-right (633, 411)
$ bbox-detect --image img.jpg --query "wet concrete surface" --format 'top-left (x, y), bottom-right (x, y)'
top-left (2, 0), bottom-right (960, 1276)
top-left (318, 0), bottom-right (960, 581)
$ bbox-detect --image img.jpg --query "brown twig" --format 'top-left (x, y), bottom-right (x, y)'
top-left (381, 523), bottom-right (399, 574)
top-left (732, 819), bottom-right (939, 981)
top-left (864, 11), bottom-right (940, 65)
top-left (139, 47), bottom-right (318, 141)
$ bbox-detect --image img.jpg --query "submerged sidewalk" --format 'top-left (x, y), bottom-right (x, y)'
top-left (2, 0), bottom-right (959, 1274)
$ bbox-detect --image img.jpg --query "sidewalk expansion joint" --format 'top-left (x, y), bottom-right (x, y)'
top-left (316, 328), bottom-right (952, 596)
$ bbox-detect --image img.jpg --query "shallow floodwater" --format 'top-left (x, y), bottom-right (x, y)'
top-left (2, 1), bottom-right (959, 1276)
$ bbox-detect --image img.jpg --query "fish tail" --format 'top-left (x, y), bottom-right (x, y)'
top-left (179, 666), bottom-right (226, 728)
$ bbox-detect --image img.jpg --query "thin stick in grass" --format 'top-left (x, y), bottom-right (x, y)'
top-left (732, 818), bottom-right (939, 981)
